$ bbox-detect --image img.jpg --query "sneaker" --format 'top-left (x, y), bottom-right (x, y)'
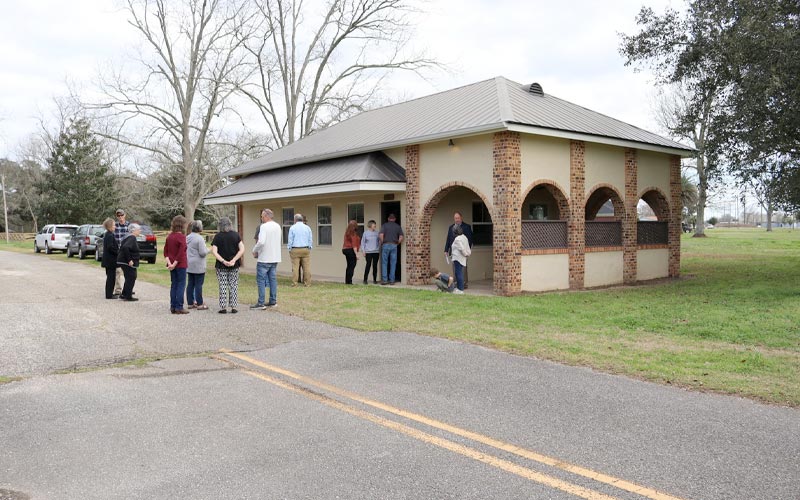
top-left (121, 297), bottom-right (139, 302)
top-left (231, 308), bottom-right (238, 314)
top-left (266, 302), bottom-right (277, 307)
top-left (250, 304), bottom-right (267, 310)
top-left (453, 289), bottom-right (465, 294)
top-left (380, 281), bottom-right (388, 285)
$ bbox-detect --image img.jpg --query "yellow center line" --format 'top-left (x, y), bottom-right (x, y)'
top-left (218, 349), bottom-right (686, 500)
top-left (238, 367), bottom-right (619, 500)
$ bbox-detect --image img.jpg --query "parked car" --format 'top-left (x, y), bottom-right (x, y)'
top-left (34, 224), bottom-right (78, 254)
top-left (66, 224), bottom-right (105, 259)
top-left (95, 224), bottom-right (158, 264)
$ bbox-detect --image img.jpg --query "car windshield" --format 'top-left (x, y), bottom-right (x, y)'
top-left (90, 225), bottom-right (105, 235)
top-left (139, 225), bottom-right (154, 235)
top-left (55, 227), bottom-right (76, 234)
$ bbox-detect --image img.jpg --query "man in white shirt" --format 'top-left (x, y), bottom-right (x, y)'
top-left (251, 208), bottom-right (282, 309)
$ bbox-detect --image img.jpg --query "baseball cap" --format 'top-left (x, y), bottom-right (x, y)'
top-left (115, 209), bottom-right (126, 216)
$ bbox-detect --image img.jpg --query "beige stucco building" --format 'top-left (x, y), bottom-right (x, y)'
top-left (205, 77), bottom-right (692, 295)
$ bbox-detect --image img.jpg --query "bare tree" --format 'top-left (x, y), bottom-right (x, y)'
top-left (89, 0), bottom-right (256, 221)
top-left (653, 84), bottom-right (720, 237)
top-left (239, 0), bottom-right (436, 148)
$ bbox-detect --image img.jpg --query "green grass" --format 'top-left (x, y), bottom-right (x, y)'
top-left (2, 228), bottom-right (799, 406)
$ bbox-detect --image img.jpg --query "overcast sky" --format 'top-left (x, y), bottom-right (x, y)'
top-left (0, 0), bottom-right (680, 161)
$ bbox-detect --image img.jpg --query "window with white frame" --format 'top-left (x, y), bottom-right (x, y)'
top-left (282, 208), bottom-right (294, 244)
top-left (317, 205), bottom-right (332, 245)
top-left (347, 203), bottom-right (365, 236)
top-left (472, 201), bottom-right (493, 246)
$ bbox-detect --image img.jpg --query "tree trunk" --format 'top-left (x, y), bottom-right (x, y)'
top-left (766, 204), bottom-right (773, 232)
top-left (693, 157), bottom-right (707, 237)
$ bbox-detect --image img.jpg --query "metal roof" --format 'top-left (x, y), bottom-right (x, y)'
top-left (225, 76), bottom-right (693, 177)
top-left (205, 152), bottom-right (405, 200)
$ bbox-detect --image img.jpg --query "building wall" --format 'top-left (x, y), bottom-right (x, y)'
top-left (585, 143), bottom-right (625, 200)
top-left (637, 150), bottom-right (671, 196)
top-left (418, 136), bottom-right (494, 208)
top-left (239, 193), bottom-right (406, 280)
top-left (384, 147), bottom-right (407, 169)
top-left (521, 254), bottom-right (569, 291)
top-left (520, 135), bottom-right (571, 197)
top-left (584, 250), bottom-right (623, 287)
top-left (637, 248), bottom-right (669, 281)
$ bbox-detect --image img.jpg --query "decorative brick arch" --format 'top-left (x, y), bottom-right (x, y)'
top-left (521, 179), bottom-right (571, 220)
top-left (638, 186), bottom-right (671, 221)
top-left (406, 182), bottom-right (494, 285)
top-left (585, 183), bottom-right (626, 221)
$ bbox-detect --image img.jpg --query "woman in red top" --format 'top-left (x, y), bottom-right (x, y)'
top-left (342, 220), bottom-right (361, 285)
top-left (164, 215), bottom-right (189, 314)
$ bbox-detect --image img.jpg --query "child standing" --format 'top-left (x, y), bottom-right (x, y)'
top-left (361, 220), bottom-right (380, 284)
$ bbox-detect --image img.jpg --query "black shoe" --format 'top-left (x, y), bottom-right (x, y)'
top-left (218, 309), bottom-right (227, 314)
top-left (121, 297), bottom-right (138, 302)
top-left (111, 294), bottom-right (120, 299)
top-left (380, 281), bottom-right (388, 285)
top-left (230, 308), bottom-right (238, 314)
top-left (266, 302), bottom-right (277, 307)
top-left (362, 279), bottom-right (368, 284)
top-left (389, 281), bottom-right (396, 285)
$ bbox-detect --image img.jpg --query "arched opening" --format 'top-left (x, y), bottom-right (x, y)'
top-left (637, 188), bottom-right (670, 244)
top-left (422, 184), bottom-right (494, 288)
top-left (585, 185), bottom-right (624, 246)
top-left (521, 182), bottom-right (570, 249)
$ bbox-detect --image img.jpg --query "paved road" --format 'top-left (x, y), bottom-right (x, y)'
top-left (1, 250), bottom-right (798, 500)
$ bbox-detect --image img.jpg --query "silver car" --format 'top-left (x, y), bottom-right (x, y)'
top-left (66, 224), bottom-right (105, 259)
top-left (34, 224), bottom-right (78, 254)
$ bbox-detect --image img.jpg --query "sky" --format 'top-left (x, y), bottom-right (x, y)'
top-left (0, 0), bottom-right (686, 161)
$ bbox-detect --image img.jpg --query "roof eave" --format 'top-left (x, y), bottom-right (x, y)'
top-left (204, 181), bottom-right (407, 205)
top-left (505, 123), bottom-right (695, 157)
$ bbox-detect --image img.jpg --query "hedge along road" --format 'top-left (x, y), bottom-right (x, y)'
top-left (1, 250), bottom-right (799, 500)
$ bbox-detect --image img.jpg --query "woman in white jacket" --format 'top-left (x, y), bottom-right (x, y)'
top-left (450, 226), bottom-right (471, 293)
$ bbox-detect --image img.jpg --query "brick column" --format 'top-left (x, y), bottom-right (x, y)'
top-left (569, 141), bottom-right (586, 289)
top-left (492, 131), bottom-right (522, 296)
top-left (623, 148), bottom-right (638, 284)
top-left (669, 155), bottom-right (681, 277)
top-left (404, 145), bottom-right (428, 285)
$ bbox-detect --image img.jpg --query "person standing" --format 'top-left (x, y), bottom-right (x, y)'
top-left (251, 208), bottom-right (282, 309)
top-left (164, 215), bottom-right (189, 314)
top-left (211, 217), bottom-right (244, 314)
top-left (116, 223), bottom-right (141, 301)
top-left (113, 209), bottom-right (130, 296)
top-left (379, 213), bottom-right (403, 285)
top-left (361, 220), bottom-right (380, 284)
top-left (444, 211), bottom-right (473, 288)
top-left (342, 220), bottom-right (361, 285)
top-left (186, 220), bottom-right (209, 310)
top-left (287, 213), bottom-right (312, 287)
top-left (449, 225), bottom-right (470, 294)
top-left (100, 218), bottom-right (118, 299)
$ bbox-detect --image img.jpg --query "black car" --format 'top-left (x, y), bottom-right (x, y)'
top-left (67, 224), bottom-right (105, 259)
top-left (95, 224), bottom-right (158, 264)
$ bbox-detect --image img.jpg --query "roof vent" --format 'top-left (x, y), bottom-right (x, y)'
top-left (528, 82), bottom-right (544, 96)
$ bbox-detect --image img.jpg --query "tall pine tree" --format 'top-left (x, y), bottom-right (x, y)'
top-left (39, 118), bottom-right (119, 224)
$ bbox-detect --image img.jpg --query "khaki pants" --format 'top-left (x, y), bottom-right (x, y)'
top-left (114, 266), bottom-right (125, 295)
top-left (290, 248), bottom-right (311, 285)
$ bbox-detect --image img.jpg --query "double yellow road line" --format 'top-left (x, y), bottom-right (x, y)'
top-left (215, 349), bottom-right (686, 500)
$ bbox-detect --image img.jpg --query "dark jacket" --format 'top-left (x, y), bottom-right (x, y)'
top-left (444, 222), bottom-right (473, 254)
top-left (101, 230), bottom-right (118, 269)
top-left (117, 234), bottom-right (140, 267)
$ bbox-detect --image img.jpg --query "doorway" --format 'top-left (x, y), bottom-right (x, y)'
top-left (380, 201), bottom-right (401, 281)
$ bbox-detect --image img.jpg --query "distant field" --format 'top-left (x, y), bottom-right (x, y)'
top-left (3, 227), bottom-right (798, 406)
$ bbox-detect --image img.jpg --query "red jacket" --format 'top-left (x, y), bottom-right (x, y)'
top-left (342, 233), bottom-right (361, 251)
top-left (164, 232), bottom-right (188, 268)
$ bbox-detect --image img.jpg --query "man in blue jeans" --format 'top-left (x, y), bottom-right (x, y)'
top-left (379, 213), bottom-right (404, 285)
top-left (251, 208), bottom-right (282, 309)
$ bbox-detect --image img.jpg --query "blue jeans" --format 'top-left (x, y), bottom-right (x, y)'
top-left (453, 261), bottom-right (465, 291)
top-left (381, 243), bottom-right (398, 282)
top-left (170, 268), bottom-right (187, 310)
top-left (256, 262), bottom-right (278, 305)
top-left (186, 272), bottom-right (205, 306)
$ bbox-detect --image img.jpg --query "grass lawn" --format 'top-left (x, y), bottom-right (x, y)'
top-left (2, 228), bottom-right (798, 406)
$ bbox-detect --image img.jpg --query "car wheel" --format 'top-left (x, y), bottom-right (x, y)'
top-left (45, 242), bottom-right (52, 254)
top-left (34, 241), bottom-right (40, 253)
top-left (147, 257), bottom-right (156, 265)
top-left (67, 246), bottom-right (73, 258)
top-left (78, 247), bottom-right (86, 260)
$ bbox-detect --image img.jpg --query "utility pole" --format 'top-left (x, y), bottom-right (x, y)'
top-left (1, 171), bottom-right (9, 244)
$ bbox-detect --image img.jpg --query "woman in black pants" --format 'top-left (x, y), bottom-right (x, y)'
top-left (117, 223), bottom-right (141, 301)
top-left (101, 218), bottom-right (118, 299)
top-left (341, 220), bottom-right (361, 285)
